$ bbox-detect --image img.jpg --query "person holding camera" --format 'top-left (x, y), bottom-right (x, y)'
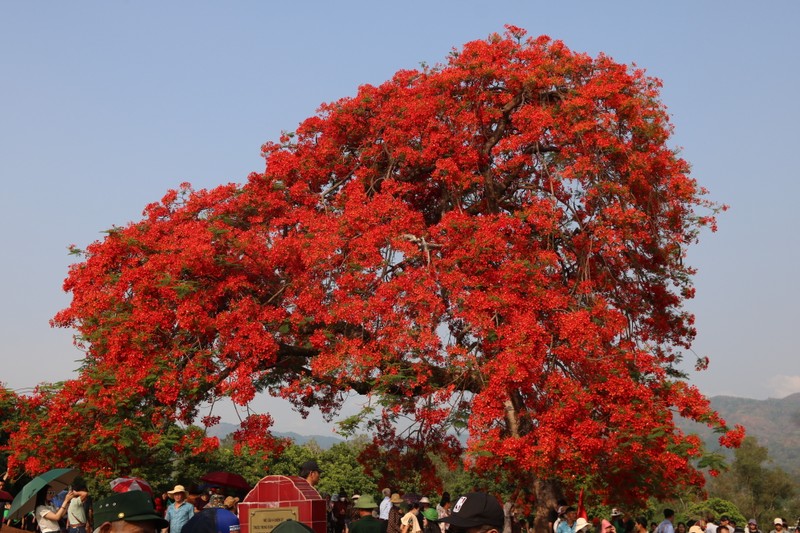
top-left (34, 486), bottom-right (79, 533)
top-left (66, 482), bottom-right (90, 533)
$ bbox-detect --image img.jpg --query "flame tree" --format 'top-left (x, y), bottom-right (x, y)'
top-left (7, 27), bottom-right (743, 526)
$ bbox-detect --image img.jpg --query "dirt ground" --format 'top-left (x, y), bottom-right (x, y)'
top-left (1, 526), bottom-right (30, 533)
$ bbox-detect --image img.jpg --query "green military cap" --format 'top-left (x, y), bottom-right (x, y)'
top-left (94, 491), bottom-right (168, 530)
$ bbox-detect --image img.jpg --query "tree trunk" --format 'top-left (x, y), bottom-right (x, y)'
top-left (533, 478), bottom-right (564, 533)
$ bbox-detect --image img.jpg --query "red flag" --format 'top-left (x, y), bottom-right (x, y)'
top-left (576, 489), bottom-right (587, 520)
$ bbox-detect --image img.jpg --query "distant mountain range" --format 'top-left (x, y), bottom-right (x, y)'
top-left (206, 393), bottom-right (800, 475)
top-left (677, 392), bottom-right (800, 475)
top-left (206, 421), bottom-right (345, 450)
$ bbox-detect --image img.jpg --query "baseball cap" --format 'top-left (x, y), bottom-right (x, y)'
top-left (440, 493), bottom-right (504, 529)
top-left (774, 519), bottom-right (783, 526)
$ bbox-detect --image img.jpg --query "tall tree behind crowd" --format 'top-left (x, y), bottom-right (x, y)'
top-left (6, 27), bottom-right (743, 528)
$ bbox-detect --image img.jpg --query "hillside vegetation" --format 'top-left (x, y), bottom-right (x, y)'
top-left (677, 392), bottom-right (800, 475)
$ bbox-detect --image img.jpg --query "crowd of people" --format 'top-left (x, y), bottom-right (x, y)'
top-left (315, 489), bottom-right (500, 533)
top-left (550, 506), bottom-right (798, 533)
top-left (3, 466), bottom-right (798, 533)
top-left (317, 490), bottom-right (800, 533)
top-left (295, 460), bottom-right (456, 533)
top-left (319, 487), bottom-right (453, 533)
top-left (0, 477), bottom-right (242, 533)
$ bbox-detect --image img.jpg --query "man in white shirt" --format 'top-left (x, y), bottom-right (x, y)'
top-left (379, 489), bottom-right (392, 521)
top-left (656, 509), bottom-right (675, 533)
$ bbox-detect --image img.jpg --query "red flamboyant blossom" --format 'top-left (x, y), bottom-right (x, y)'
top-left (7, 27), bottom-right (742, 529)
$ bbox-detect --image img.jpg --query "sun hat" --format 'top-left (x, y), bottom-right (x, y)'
top-left (167, 485), bottom-right (187, 496)
top-left (419, 497), bottom-right (431, 504)
top-left (94, 491), bottom-right (169, 530)
top-left (223, 496), bottom-right (239, 509)
top-left (575, 518), bottom-right (591, 532)
top-left (390, 493), bottom-right (404, 504)
top-left (440, 493), bottom-right (504, 529)
top-left (611, 509), bottom-right (623, 517)
top-left (354, 495), bottom-right (379, 509)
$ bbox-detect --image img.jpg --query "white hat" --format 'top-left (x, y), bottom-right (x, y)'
top-left (419, 497), bottom-right (431, 504)
top-left (774, 519), bottom-right (783, 526)
top-left (167, 485), bottom-right (187, 495)
top-left (575, 518), bottom-right (591, 532)
top-left (611, 509), bottom-right (623, 517)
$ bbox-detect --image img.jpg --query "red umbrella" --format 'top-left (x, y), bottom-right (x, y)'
top-left (199, 472), bottom-right (250, 491)
top-left (110, 477), bottom-right (154, 495)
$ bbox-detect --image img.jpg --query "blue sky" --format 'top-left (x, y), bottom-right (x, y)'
top-left (2, 1), bottom-right (798, 434)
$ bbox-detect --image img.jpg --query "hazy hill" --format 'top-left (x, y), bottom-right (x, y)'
top-left (677, 392), bottom-right (800, 475)
top-left (203, 393), bottom-right (800, 474)
top-left (206, 421), bottom-right (344, 450)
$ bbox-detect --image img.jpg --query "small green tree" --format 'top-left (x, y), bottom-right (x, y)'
top-left (683, 498), bottom-right (746, 528)
top-left (263, 437), bottom-right (377, 498)
top-left (318, 438), bottom-right (377, 499)
top-left (709, 437), bottom-right (795, 525)
top-left (268, 441), bottom-right (318, 478)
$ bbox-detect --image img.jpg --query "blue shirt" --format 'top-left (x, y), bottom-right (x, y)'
top-left (557, 520), bottom-right (576, 533)
top-left (166, 502), bottom-right (195, 533)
